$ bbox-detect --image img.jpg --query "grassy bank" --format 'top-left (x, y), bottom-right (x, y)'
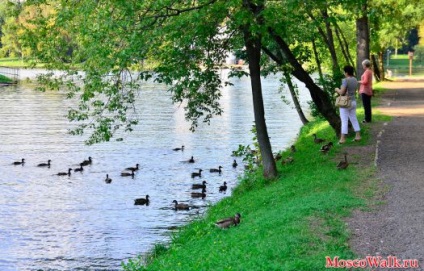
top-left (0, 57), bottom-right (28, 68)
top-left (123, 87), bottom-right (389, 271)
top-left (0, 74), bottom-right (13, 83)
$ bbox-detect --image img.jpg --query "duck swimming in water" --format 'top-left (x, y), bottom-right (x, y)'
top-left (13, 158), bottom-right (25, 165)
top-left (134, 195), bottom-right (150, 205)
top-left (81, 156), bottom-right (92, 166)
top-left (192, 180), bottom-right (207, 189)
top-left (37, 160), bottom-right (51, 167)
top-left (191, 169), bottom-right (202, 178)
top-left (173, 145), bottom-right (184, 151)
top-left (210, 166), bottom-right (223, 173)
top-left (191, 188), bottom-right (206, 198)
top-left (219, 182), bottom-right (227, 193)
top-left (121, 169), bottom-right (135, 177)
top-left (74, 163), bottom-right (84, 172)
top-left (172, 200), bottom-right (190, 210)
top-left (57, 168), bottom-right (72, 176)
top-left (105, 174), bottom-right (112, 184)
top-left (125, 164), bottom-right (139, 171)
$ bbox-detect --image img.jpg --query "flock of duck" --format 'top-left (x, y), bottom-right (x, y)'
top-left (313, 133), bottom-right (349, 169)
top-left (273, 134), bottom-right (349, 170)
top-left (11, 136), bottom-right (348, 230)
top-left (11, 145), bottom-right (242, 229)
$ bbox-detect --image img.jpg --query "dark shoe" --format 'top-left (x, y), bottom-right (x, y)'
top-left (362, 120), bottom-right (369, 123)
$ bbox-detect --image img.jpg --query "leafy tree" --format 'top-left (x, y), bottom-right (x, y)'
top-left (0, 0), bottom-right (23, 57)
top-left (22, 0), bottom-right (424, 179)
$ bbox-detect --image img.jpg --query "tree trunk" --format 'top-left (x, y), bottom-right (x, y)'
top-left (283, 71), bottom-right (309, 125)
top-left (356, 2), bottom-right (370, 78)
top-left (269, 30), bottom-right (341, 135)
top-left (261, 46), bottom-right (309, 126)
top-left (322, 9), bottom-right (339, 73)
top-left (243, 0), bottom-right (277, 179)
top-left (312, 38), bottom-right (325, 82)
top-left (371, 54), bottom-right (381, 82)
top-left (378, 51), bottom-right (387, 81)
top-left (334, 22), bottom-right (355, 68)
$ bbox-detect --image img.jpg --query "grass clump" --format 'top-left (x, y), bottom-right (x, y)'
top-left (123, 110), bottom-right (384, 271)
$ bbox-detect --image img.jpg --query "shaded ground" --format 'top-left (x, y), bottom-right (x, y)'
top-left (346, 80), bottom-right (424, 271)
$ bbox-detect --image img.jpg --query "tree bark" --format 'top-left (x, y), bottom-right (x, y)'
top-left (262, 46), bottom-right (309, 126)
top-left (371, 54), bottom-right (381, 81)
top-left (356, 2), bottom-right (370, 78)
top-left (311, 38), bottom-right (325, 82)
top-left (242, 0), bottom-right (277, 179)
top-left (283, 70), bottom-right (309, 125)
top-left (322, 8), bottom-right (339, 72)
top-left (334, 22), bottom-right (355, 68)
top-left (269, 29), bottom-right (341, 135)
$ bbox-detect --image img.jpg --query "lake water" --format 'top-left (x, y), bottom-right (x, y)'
top-left (0, 69), bottom-right (310, 270)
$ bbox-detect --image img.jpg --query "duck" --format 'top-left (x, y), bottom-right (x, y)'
top-left (192, 180), bottom-right (207, 189)
top-left (105, 174), bottom-right (112, 184)
top-left (191, 188), bottom-right (206, 198)
top-left (188, 156), bottom-right (195, 163)
top-left (173, 145), bottom-right (184, 151)
top-left (290, 145), bottom-right (297, 153)
top-left (13, 158), bottom-right (25, 165)
top-left (37, 160), bottom-right (51, 167)
top-left (74, 163), bottom-right (84, 172)
top-left (121, 169), bottom-right (135, 177)
top-left (191, 169), bottom-right (202, 178)
top-left (210, 166), bottom-right (223, 173)
top-left (215, 213), bottom-right (241, 229)
top-left (81, 156), bottom-right (92, 166)
top-left (57, 168), bottom-right (72, 176)
top-left (282, 156), bottom-right (294, 165)
top-left (232, 159), bottom-right (238, 168)
top-left (172, 200), bottom-right (190, 210)
top-left (320, 142), bottom-right (334, 154)
top-left (337, 153), bottom-right (349, 170)
top-left (125, 163), bottom-right (139, 171)
top-left (313, 134), bottom-right (325, 144)
top-left (219, 181), bottom-right (227, 193)
top-left (134, 195), bottom-right (150, 205)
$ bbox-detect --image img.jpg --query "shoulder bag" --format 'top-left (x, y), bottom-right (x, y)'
top-left (335, 81), bottom-right (352, 108)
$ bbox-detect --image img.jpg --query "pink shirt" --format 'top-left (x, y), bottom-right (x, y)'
top-left (359, 69), bottom-right (373, 96)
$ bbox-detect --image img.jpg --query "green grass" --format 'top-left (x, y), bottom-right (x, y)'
top-left (0, 74), bottom-right (14, 83)
top-left (123, 96), bottom-right (389, 271)
top-left (0, 57), bottom-right (27, 67)
top-left (386, 54), bottom-right (424, 77)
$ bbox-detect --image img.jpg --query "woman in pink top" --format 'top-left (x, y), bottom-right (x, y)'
top-left (358, 59), bottom-right (373, 123)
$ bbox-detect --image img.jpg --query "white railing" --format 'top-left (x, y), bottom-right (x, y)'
top-left (0, 66), bottom-right (19, 83)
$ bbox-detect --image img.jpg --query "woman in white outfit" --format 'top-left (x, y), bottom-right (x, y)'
top-left (335, 65), bottom-right (361, 144)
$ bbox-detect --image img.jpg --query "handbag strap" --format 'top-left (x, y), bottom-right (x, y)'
top-left (343, 77), bottom-right (353, 96)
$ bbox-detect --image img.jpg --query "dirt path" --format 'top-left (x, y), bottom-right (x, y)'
top-left (347, 80), bottom-right (424, 271)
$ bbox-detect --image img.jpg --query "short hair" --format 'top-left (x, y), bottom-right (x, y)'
top-left (343, 65), bottom-right (355, 76)
top-left (362, 59), bottom-right (371, 67)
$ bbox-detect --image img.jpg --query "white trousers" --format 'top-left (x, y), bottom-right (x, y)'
top-left (340, 100), bottom-right (360, 134)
